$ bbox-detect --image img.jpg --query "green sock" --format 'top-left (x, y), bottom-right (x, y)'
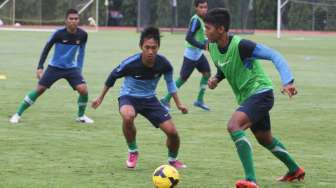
top-left (17, 90), bottom-right (39, 116)
top-left (77, 94), bottom-right (88, 117)
top-left (231, 130), bottom-right (256, 182)
top-left (163, 78), bottom-right (185, 102)
top-left (262, 137), bottom-right (299, 173)
top-left (197, 76), bottom-right (209, 102)
top-left (127, 140), bottom-right (138, 152)
top-left (168, 149), bottom-right (178, 161)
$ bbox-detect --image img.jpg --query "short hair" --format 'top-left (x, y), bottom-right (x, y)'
top-left (194, 0), bottom-right (207, 7)
top-left (65, 9), bottom-right (78, 18)
top-left (204, 8), bottom-right (230, 32)
top-left (140, 26), bottom-right (161, 46)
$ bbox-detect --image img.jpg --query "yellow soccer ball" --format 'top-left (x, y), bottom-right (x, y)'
top-left (152, 165), bottom-right (180, 188)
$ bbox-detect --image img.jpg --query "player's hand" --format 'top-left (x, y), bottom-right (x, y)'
top-left (281, 83), bottom-right (298, 98)
top-left (91, 97), bottom-right (103, 109)
top-left (36, 69), bottom-right (43, 80)
top-left (177, 104), bottom-right (188, 114)
top-left (208, 77), bottom-right (218, 89)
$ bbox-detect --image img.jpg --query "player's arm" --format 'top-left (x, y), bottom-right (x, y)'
top-left (36, 31), bottom-right (57, 79)
top-left (163, 67), bottom-right (188, 114)
top-left (77, 32), bottom-right (88, 71)
top-left (208, 66), bottom-right (225, 89)
top-left (239, 39), bottom-right (297, 97)
top-left (185, 18), bottom-right (207, 50)
top-left (91, 64), bottom-right (126, 109)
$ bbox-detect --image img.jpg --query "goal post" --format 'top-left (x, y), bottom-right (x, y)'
top-left (0, 0), bottom-right (99, 32)
top-left (277, 0), bottom-right (336, 38)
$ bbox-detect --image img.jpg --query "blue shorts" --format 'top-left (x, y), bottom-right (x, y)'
top-left (118, 95), bottom-right (171, 128)
top-left (39, 66), bottom-right (86, 90)
top-left (237, 90), bottom-right (274, 132)
top-left (180, 55), bottom-right (210, 80)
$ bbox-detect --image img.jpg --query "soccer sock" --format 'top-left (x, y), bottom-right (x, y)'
top-left (262, 137), bottom-right (299, 173)
top-left (163, 78), bottom-right (185, 102)
top-left (77, 94), bottom-right (88, 117)
top-left (231, 130), bottom-right (256, 182)
top-left (196, 75), bottom-right (209, 102)
top-left (17, 90), bottom-right (39, 116)
top-left (168, 149), bottom-right (178, 161)
top-left (127, 140), bottom-right (138, 152)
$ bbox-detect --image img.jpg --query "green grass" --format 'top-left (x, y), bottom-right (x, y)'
top-left (0, 30), bottom-right (335, 188)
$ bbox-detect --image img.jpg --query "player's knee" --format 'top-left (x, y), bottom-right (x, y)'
top-left (77, 85), bottom-right (88, 95)
top-left (122, 113), bottom-right (135, 125)
top-left (202, 72), bottom-right (210, 78)
top-left (167, 131), bottom-right (179, 140)
top-left (227, 123), bottom-right (239, 133)
top-left (36, 85), bottom-right (47, 95)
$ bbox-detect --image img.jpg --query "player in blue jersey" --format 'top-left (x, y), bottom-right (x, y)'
top-left (91, 27), bottom-right (188, 169)
top-left (161, 0), bottom-right (211, 111)
top-left (9, 9), bottom-right (93, 124)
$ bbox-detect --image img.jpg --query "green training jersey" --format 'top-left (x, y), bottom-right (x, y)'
top-left (185, 14), bottom-right (206, 49)
top-left (208, 35), bottom-right (273, 104)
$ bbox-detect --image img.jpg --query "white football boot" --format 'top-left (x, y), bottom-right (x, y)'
top-left (9, 113), bottom-right (21, 124)
top-left (76, 115), bottom-right (94, 124)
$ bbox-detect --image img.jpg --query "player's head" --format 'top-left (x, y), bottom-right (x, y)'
top-left (204, 8), bottom-right (230, 42)
top-left (65, 9), bottom-right (79, 31)
top-left (139, 27), bottom-right (161, 64)
top-left (194, 0), bottom-right (208, 18)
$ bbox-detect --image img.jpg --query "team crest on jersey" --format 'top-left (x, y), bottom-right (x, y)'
top-left (76, 40), bottom-right (80, 44)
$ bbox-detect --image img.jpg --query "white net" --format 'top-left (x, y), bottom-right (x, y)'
top-left (0, 0), bottom-right (98, 31)
top-left (281, 0), bottom-right (336, 31)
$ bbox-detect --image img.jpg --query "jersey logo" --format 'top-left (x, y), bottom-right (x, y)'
top-left (218, 60), bottom-right (230, 67)
top-left (134, 75), bottom-right (142, 78)
top-left (62, 40), bottom-right (68, 43)
top-left (76, 40), bottom-right (80, 44)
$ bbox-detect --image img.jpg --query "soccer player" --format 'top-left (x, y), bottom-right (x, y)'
top-left (204, 8), bottom-right (305, 188)
top-left (91, 27), bottom-right (188, 169)
top-left (161, 0), bottom-right (211, 111)
top-left (9, 9), bottom-right (93, 124)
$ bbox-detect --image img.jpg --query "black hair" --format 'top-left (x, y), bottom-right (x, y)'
top-left (139, 26), bottom-right (161, 46)
top-left (66, 9), bottom-right (79, 18)
top-left (194, 0), bottom-right (207, 7)
top-left (204, 8), bottom-right (230, 32)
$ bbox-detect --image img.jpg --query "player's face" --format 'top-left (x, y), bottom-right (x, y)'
top-left (205, 23), bottom-right (226, 43)
top-left (141, 38), bottom-right (159, 64)
top-left (196, 2), bottom-right (208, 18)
top-left (65, 13), bottom-right (79, 31)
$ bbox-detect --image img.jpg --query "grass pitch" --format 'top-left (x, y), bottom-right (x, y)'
top-left (0, 30), bottom-right (335, 188)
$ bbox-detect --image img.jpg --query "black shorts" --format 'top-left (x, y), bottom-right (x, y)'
top-left (179, 55), bottom-right (210, 80)
top-left (118, 95), bottom-right (171, 128)
top-left (237, 90), bottom-right (274, 132)
top-left (39, 66), bottom-right (86, 90)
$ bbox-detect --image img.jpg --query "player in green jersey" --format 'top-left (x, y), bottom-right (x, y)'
top-left (161, 0), bottom-right (211, 111)
top-left (204, 8), bottom-right (305, 188)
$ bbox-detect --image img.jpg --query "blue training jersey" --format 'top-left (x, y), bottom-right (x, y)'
top-left (105, 53), bottom-right (177, 98)
top-left (37, 27), bottom-right (88, 70)
top-left (184, 17), bottom-right (206, 61)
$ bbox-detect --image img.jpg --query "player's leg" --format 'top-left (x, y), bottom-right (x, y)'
top-left (252, 116), bottom-right (305, 182)
top-left (194, 55), bottom-right (211, 111)
top-left (228, 111), bottom-right (256, 184)
top-left (159, 120), bottom-right (186, 169)
top-left (66, 69), bottom-right (93, 123)
top-left (231, 90), bottom-right (274, 187)
top-left (161, 57), bottom-right (196, 107)
top-left (141, 97), bottom-right (186, 169)
top-left (10, 66), bottom-right (59, 123)
top-left (119, 96), bottom-right (138, 168)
